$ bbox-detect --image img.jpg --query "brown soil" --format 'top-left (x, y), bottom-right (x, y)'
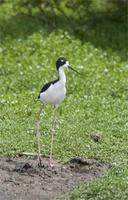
top-left (0, 156), bottom-right (109, 200)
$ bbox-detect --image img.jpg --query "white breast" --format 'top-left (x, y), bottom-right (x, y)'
top-left (40, 81), bottom-right (66, 106)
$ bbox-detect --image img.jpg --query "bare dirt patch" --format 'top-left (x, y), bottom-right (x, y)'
top-left (0, 156), bottom-right (109, 200)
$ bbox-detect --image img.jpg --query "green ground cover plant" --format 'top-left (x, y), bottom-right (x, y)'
top-left (0, 0), bottom-right (128, 199)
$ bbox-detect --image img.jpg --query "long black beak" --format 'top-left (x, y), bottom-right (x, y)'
top-left (69, 66), bottom-right (81, 75)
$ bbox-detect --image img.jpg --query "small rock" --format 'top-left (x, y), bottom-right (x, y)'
top-left (91, 132), bottom-right (102, 142)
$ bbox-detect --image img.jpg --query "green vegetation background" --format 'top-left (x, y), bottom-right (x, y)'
top-left (0, 0), bottom-right (128, 199)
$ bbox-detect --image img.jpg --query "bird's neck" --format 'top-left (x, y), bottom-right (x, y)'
top-left (58, 68), bottom-right (66, 85)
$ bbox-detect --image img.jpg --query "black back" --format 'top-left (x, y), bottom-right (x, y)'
top-left (56, 57), bottom-right (67, 71)
top-left (38, 79), bottom-right (58, 99)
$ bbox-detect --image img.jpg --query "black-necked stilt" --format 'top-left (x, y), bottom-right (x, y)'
top-left (36, 57), bottom-right (80, 167)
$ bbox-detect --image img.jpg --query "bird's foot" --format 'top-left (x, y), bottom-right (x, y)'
top-left (37, 155), bottom-right (42, 167)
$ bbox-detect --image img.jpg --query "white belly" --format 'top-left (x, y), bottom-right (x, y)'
top-left (40, 82), bottom-right (66, 106)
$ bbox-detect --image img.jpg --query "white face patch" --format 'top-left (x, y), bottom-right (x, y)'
top-left (63, 61), bottom-right (69, 68)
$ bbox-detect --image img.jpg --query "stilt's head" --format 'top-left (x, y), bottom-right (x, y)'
top-left (56, 57), bottom-right (81, 75)
top-left (56, 57), bottom-right (70, 71)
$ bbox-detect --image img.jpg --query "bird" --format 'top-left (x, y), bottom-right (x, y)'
top-left (36, 57), bottom-right (80, 167)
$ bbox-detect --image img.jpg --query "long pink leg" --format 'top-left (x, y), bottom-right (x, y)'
top-left (49, 106), bottom-right (57, 167)
top-left (35, 105), bottom-right (43, 166)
